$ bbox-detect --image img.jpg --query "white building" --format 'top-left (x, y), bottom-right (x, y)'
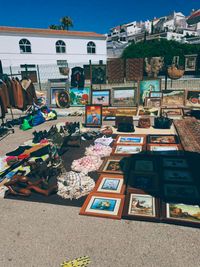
top-left (0, 26), bottom-right (107, 67)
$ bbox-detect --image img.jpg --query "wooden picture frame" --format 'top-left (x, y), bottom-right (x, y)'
top-left (112, 144), bottom-right (144, 156)
top-left (137, 107), bottom-right (160, 117)
top-left (50, 87), bottom-right (66, 107)
top-left (139, 79), bottom-right (161, 104)
top-left (147, 144), bottom-right (183, 155)
top-left (145, 98), bottom-right (161, 108)
top-left (147, 135), bottom-right (179, 145)
top-left (161, 108), bottom-right (183, 117)
top-left (91, 89), bottom-right (111, 106)
top-left (185, 90), bottom-right (200, 108)
top-left (116, 107), bottom-right (138, 116)
top-left (102, 107), bottom-right (117, 117)
top-left (85, 104), bottom-right (102, 127)
top-left (150, 91), bottom-right (163, 98)
top-left (98, 156), bottom-right (126, 175)
top-left (122, 188), bottom-right (160, 222)
top-left (115, 134), bottom-right (146, 145)
top-left (161, 202), bottom-right (200, 228)
top-left (93, 174), bottom-right (125, 194)
top-left (162, 157), bottom-right (189, 169)
top-left (80, 193), bottom-right (125, 220)
top-left (162, 90), bottom-right (185, 107)
top-left (112, 87), bottom-right (138, 107)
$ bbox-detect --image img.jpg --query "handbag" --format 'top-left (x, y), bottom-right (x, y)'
top-left (116, 116), bottom-right (135, 132)
top-left (154, 115), bottom-right (173, 129)
top-left (138, 117), bottom-right (151, 128)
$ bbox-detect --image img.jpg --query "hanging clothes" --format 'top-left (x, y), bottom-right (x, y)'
top-left (13, 79), bottom-right (24, 109)
top-left (21, 78), bottom-right (37, 105)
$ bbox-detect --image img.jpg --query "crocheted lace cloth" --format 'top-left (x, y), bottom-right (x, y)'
top-left (85, 144), bottom-right (112, 158)
top-left (71, 155), bottom-right (103, 173)
top-left (57, 171), bottom-right (95, 199)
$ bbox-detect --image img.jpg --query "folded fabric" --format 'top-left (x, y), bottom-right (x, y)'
top-left (94, 135), bottom-right (113, 146)
top-left (85, 143), bottom-right (112, 158)
top-left (57, 171), bottom-right (95, 200)
top-left (71, 155), bottom-right (103, 173)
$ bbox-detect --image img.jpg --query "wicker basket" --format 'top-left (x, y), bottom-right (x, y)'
top-left (167, 65), bottom-right (184, 80)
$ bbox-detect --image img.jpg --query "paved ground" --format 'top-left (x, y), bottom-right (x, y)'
top-left (0, 110), bottom-right (200, 267)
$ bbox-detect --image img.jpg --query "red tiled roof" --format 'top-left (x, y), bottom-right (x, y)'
top-left (0, 26), bottom-right (106, 39)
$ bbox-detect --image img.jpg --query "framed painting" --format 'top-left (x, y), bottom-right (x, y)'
top-left (98, 156), bottom-right (125, 175)
top-left (162, 157), bottom-right (189, 169)
top-left (91, 90), bottom-right (111, 106)
top-left (91, 64), bottom-right (106, 84)
top-left (161, 108), bottom-right (183, 117)
top-left (112, 87), bottom-right (137, 107)
top-left (137, 107), bottom-right (160, 116)
top-left (69, 87), bottom-right (90, 106)
top-left (122, 189), bottom-right (160, 222)
top-left (164, 184), bottom-right (200, 202)
top-left (50, 87), bottom-right (66, 107)
top-left (185, 90), bottom-right (200, 108)
top-left (185, 55), bottom-right (197, 72)
top-left (150, 92), bottom-right (163, 98)
top-left (93, 174), bottom-right (125, 194)
top-left (147, 144), bottom-right (183, 155)
top-left (103, 116), bottom-right (116, 121)
top-left (147, 135), bottom-right (179, 144)
top-left (115, 135), bottom-right (146, 145)
top-left (145, 98), bottom-right (161, 108)
top-left (80, 193), bottom-right (125, 220)
top-left (102, 107), bottom-right (117, 117)
top-left (127, 172), bottom-right (159, 193)
top-left (163, 169), bottom-right (193, 183)
top-left (85, 105), bottom-right (102, 127)
top-left (112, 145), bottom-right (144, 156)
top-left (161, 202), bottom-right (200, 228)
top-left (116, 107), bottom-right (138, 116)
top-left (129, 157), bottom-right (157, 173)
top-left (139, 79), bottom-right (161, 104)
top-left (162, 90), bottom-right (185, 107)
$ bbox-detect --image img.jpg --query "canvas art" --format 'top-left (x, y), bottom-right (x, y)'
top-left (50, 88), bottom-right (65, 105)
top-left (139, 79), bottom-right (161, 104)
top-left (145, 98), bottom-right (161, 108)
top-left (161, 108), bottom-right (183, 117)
top-left (185, 55), bottom-right (197, 72)
top-left (116, 108), bottom-right (138, 116)
top-left (69, 87), bottom-right (90, 106)
top-left (137, 107), bottom-right (160, 116)
top-left (166, 203), bottom-right (200, 223)
top-left (128, 194), bottom-right (156, 217)
top-left (113, 145), bottom-right (143, 155)
top-left (116, 135), bottom-right (145, 145)
top-left (92, 65), bottom-right (106, 84)
top-left (112, 88), bottom-right (137, 107)
top-left (148, 135), bottom-right (178, 144)
top-left (91, 90), bottom-right (110, 106)
top-left (185, 90), bottom-right (200, 108)
top-left (163, 169), bottom-right (193, 183)
top-left (162, 158), bottom-right (188, 169)
top-left (102, 107), bottom-right (117, 117)
top-left (162, 90), bottom-right (185, 107)
top-left (98, 157), bottom-right (124, 174)
top-left (95, 175), bottom-right (124, 194)
top-left (149, 145), bottom-right (179, 153)
top-left (85, 105), bottom-right (102, 127)
top-left (80, 193), bottom-right (124, 219)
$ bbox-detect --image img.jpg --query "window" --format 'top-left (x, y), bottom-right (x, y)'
top-left (87, 41), bottom-right (96, 54)
top-left (56, 40), bottom-right (66, 53)
top-left (19, 39), bottom-right (31, 53)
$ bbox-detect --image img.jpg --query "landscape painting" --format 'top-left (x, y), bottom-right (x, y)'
top-left (112, 88), bottom-right (137, 107)
top-left (69, 87), bottom-right (90, 106)
top-left (91, 90), bottom-right (110, 106)
top-left (162, 90), bottom-right (185, 107)
top-left (167, 203), bottom-right (200, 223)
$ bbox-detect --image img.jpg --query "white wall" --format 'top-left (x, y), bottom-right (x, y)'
top-left (0, 32), bottom-right (107, 67)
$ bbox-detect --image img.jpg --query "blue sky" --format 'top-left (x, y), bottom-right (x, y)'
top-left (0, 0), bottom-right (199, 33)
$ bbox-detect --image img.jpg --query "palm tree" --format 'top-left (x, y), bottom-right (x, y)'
top-left (60, 16), bottom-right (73, 31)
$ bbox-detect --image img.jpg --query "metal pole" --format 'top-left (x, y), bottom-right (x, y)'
top-left (37, 65), bottom-right (42, 91)
top-left (89, 60), bottom-right (92, 90)
top-left (0, 60), bottom-right (3, 75)
top-left (9, 66), bottom-right (13, 78)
